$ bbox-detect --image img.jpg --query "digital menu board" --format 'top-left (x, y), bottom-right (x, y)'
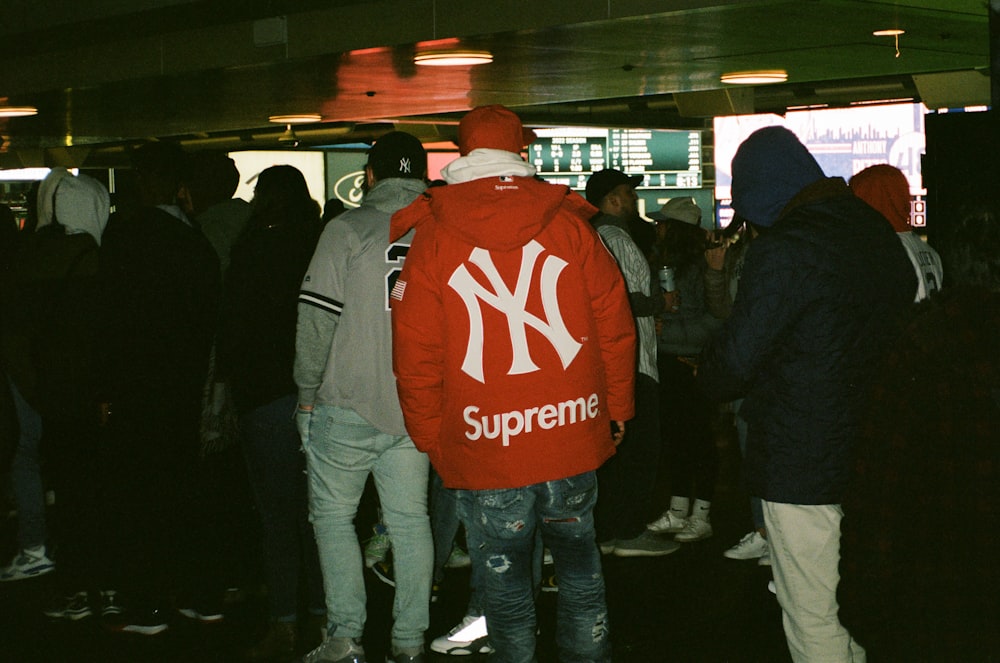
top-left (530, 127), bottom-right (702, 191)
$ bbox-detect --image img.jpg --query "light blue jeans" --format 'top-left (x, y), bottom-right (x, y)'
top-left (462, 471), bottom-right (611, 663)
top-left (8, 378), bottom-right (46, 550)
top-left (304, 404), bottom-right (432, 651)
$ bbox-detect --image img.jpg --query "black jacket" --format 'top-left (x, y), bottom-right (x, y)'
top-left (698, 179), bottom-right (916, 504)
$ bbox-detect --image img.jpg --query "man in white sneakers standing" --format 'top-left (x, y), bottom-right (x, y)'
top-left (295, 132), bottom-right (432, 663)
top-left (390, 105), bottom-right (636, 663)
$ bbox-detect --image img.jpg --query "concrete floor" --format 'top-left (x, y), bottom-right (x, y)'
top-left (0, 428), bottom-right (793, 662)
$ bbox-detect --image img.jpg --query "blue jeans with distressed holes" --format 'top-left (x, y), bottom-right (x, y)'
top-left (460, 471), bottom-right (611, 663)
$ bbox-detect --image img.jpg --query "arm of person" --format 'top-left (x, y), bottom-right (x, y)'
top-left (293, 219), bottom-right (351, 409)
top-left (584, 226), bottom-right (638, 424)
top-left (697, 237), bottom-right (799, 402)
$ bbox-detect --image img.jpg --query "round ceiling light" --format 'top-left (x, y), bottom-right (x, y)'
top-left (414, 50), bottom-right (493, 66)
top-left (268, 113), bottom-right (322, 124)
top-left (0, 106), bottom-right (39, 118)
top-left (720, 70), bottom-right (788, 85)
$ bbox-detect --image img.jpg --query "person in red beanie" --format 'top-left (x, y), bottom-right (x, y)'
top-left (389, 105), bottom-right (635, 663)
top-left (849, 163), bottom-right (942, 301)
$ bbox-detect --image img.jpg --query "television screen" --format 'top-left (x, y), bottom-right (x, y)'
top-left (714, 103), bottom-right (928, 227)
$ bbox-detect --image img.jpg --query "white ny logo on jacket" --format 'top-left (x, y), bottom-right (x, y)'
top-left (448, 240), bottom-right (582, 383)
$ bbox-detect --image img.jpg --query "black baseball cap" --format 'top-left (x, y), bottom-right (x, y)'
top-left (367, 131), bottom-right (427, 181)
top-left (585, 168), bottom-right (643, 205)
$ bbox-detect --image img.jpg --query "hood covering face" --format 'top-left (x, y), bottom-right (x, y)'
top-left (37, 168), bottom-right (110, 244)
top-left (849, 164), bottom-right (911, 233)
top-left (36, 167), bottom-right (74, 231)
top-left (731, 126), bottom-right (826, 228)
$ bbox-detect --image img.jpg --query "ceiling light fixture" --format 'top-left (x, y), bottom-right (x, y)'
top-left (873, 28), bottom-right (905, 58)
top-left (720, 70), bottom-right (788, 85)
top-left (0, 106), bottom-right (39, 118)
top-left (268, 113), bottom-right (322, 124)
top-left (413, 50), bottom-right (493, 67)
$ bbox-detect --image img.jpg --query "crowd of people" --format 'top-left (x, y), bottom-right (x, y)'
top-left (0, 105), bottom-right (997, 663)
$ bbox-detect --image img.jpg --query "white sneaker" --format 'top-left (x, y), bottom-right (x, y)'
top-left (767, 580), bottom-right (776, 595)
top-left (646, 511), bottom-right (688, 533)
top-left (723, 531), bottom-right (769, 560)
top-left (363, 523), bottom-right (391, 569)
top-left (444, 545), bottom-right (471, 569)
top-left (430, 614), bottom-right (494, 655)
top-left (0, 547), bottom-right (55, 582)
top-left (674, 517), bottom-right (713, 542)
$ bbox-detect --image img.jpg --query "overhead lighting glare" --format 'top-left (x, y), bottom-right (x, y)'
top-left (0, 106), bottom-right (38, 118)
top-left (720, 70), bottom-right (788, 85)
top-left (414, 50), bottom-right (493, 67)
top-left (268, 113), bottom-right (322, 124)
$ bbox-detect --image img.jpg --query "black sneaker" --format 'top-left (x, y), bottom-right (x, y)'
top-left (44, 591), bottom-right (92, 621)
top-left (108, 607), bottom-right (170, 635)
top-left (100, 590), bottom-right (123, 618)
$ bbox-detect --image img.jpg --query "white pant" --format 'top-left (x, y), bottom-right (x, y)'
top-left (762, 501), bottom-right (866, 663)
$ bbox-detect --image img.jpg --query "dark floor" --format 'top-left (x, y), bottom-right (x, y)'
top-left (0, 431), bottom-right (793, 663)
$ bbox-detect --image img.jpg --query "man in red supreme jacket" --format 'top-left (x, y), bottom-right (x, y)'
top-left (390, 105), bottom-right (635, 663)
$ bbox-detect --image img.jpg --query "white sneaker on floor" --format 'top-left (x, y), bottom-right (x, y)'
top-left (0, 546), bottom-right (55, 582)
top-left (675, 518), bottom-right (713, 542)
top-left (646, 511), bottom-right (688, 534)
top-left (723, 531), bottom-right (769, 560)
top-left (445, 545), bottom-right (471, 569)
top-left (767, 580), bottom-right (776, 595)
top-left (363, 523), bottom-right (391, 569)
top-left (430, 614), bottom-right (494, 655)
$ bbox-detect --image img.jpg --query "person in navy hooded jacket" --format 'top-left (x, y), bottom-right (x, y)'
top-left (697, 126), bottom-right (915, 663)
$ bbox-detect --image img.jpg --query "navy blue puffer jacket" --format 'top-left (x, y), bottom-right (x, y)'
top-left (698, 177), bottom-right (916, 504)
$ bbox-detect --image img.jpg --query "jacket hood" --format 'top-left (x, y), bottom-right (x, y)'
top-left (391, 177), bottom-right (595, 252)
top-left (37, 169), bottom-right (110, 244)
top-left (849, 164), bottom-right (910, 232)
top-left (731, 126), bottom-right (825, 228)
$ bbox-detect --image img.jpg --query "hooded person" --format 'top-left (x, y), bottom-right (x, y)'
top-left (850, 163), bottom-right (942, 301)
top-left (697, 125), bottom-right (916, 663)
top-left (389, 105), bottom-right (635, 663)
top-left (0, 169), bottom-right (111, 603)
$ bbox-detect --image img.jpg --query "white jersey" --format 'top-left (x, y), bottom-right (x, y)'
top-left (898, 231), bottom-right (943, 302)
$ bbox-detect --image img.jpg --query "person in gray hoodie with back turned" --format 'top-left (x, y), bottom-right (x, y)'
top-left (294, 132), bottom-right (432, 663)
top-left (697, 126), bottom-right (915, 663)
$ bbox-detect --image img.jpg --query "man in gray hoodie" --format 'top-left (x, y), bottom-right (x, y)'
top-left (295, 132), bottom-right (432, 663)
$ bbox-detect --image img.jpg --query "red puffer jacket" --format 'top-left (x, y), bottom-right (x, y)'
top-left (390, 176), bottom-right (636, 490)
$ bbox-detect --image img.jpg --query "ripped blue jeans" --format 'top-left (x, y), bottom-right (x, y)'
top-left (460, 471), bottom-right (611, 663)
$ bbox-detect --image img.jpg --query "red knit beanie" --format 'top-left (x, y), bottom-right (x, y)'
top-left (457, 105), bottom-right (537, 156)
top-left (849, 164), bottom-right (911, 233)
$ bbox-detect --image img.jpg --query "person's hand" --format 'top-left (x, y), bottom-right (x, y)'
top-left (663, 290), bottom-right (681, 313)
top-left (611, 421), bottom-right (626, 446)
top-left (296, 404), bottom-right (313, 444)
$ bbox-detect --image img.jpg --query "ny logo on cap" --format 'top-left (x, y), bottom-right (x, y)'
top-left (399, 157), bottom-right (411, 174)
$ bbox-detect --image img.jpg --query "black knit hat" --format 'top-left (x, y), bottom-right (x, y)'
top-left (367, 131), bottom-right (427, 181)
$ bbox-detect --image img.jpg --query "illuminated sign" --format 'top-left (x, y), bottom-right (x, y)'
top-left (530, 128), bottom-right (702, 190)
